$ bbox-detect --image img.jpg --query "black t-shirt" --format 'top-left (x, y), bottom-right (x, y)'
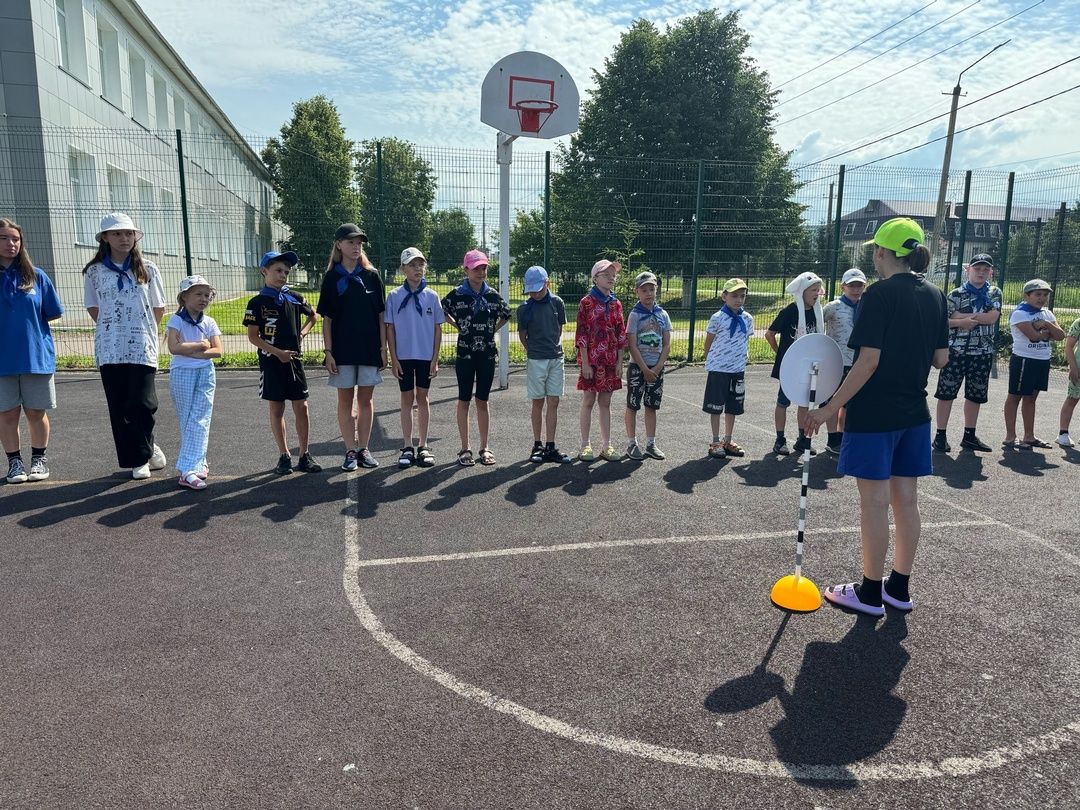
top-left (768, 302), bottom-right (819, 379)
top-left (844, 273), bottom-right (949, 433)
top-left (243, 291), bottom-right (314, 369)
top-left (316, 268), bottom-right (385, 367)
top-left (441, 286), bottom-right (512, 361)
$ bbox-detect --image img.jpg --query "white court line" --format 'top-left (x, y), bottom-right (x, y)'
top-left (356, 520), bottom-right (999, 568)
top-left (341, 477), bottom-right (1080, 780)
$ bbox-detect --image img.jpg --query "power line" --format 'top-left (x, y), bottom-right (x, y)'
top-left (847, 82), bottom-right (1080, 171)
top-left (775, 0), bottom-right (977, 108)
top-left (974, 149), bottom-right (1080, 169)
top-left (775, 0), bottom-right (1047, 126)
top-left (774, 1), bottom-right (940, 89)
top-left (796, 54), bottom-right (1080, 167)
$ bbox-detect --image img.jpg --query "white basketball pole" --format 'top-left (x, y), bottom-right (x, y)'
top-left (496, 131), bottom-right (516, 389)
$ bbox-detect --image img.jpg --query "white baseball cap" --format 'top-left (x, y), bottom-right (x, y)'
top-left (96, 212), bottom-right (143, 242)
top-left (400, 247), bottom-right (426, 265)
top-left (176, 274), bottom-right (215, 304)
top-left (842, 268), bottom-right (867, 285)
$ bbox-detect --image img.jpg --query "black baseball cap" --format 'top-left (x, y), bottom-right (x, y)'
top-left (968, 253), bottom-right (994, 267)
top-left (335, 223), bottom-right (368, 242)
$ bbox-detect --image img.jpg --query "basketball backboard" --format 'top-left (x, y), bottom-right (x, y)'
top-left (481, 52), bottom-right (579, 139)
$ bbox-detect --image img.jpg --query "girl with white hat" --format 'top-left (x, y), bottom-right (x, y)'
top-left (82, 212), bottom-right (167, 479)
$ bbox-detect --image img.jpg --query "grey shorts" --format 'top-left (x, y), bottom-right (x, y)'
top-left (0, 373), bottom-right (57, 411)
top-left (328, 364), bottom-right (382, 388)
top-left (526, 357), bottom-right (564, 399)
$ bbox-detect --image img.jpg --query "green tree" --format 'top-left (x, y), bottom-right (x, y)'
top-left (508, 209), bottom-right (545, 276)
top-left (428, 208), bottom-right (475, 277)
top-left (356, 138), bottom-right (436, 272)
top-left (260, 95), bottom-right (360, 274)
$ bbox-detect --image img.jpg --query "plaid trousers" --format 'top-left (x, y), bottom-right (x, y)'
top-left (169, 365), bottom-right (216, 475)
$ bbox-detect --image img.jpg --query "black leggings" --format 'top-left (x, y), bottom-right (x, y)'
top-left (455, 357), bottom-right (496, 402)
top-left (100, 363), bottom-right (158, 468)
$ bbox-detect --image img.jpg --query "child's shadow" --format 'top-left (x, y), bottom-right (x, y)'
top-left (426, 461), bottom-right (534, 511)
top-left (1060, 445), bottom-right (1080, 464)
top-left (704, 612), bottom-right (909, 786)
top-left (663, 457), bottom-right (727, 494)
top-left (998, 447), bottom-right (1060, 477)
top-left (932, 451), bottom-right (989, 490)
top-left (729, 456), bottom-right (796, 490)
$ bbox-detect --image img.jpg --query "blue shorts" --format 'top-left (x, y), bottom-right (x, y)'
top-left (837, 422), bottom-right (932, 480)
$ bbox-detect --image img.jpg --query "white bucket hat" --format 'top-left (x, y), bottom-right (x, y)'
top-left (96, 212), bottom-right (144, 242)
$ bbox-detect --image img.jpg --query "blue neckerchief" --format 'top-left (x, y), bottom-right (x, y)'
top-left (458, 280), bottom-right (494, 313)
top-left (260, 284), bottom-right (301, 306)
top-left (519, 291), bottom-right (550, 327)
top-left (1016, 302), bottom-right (1042, 315)
top-left (335, 262), bottom-right (367, 296)
top-left (177, 306), bottom-right (208, 336)
top-left (721, 304), bottom-right (748, 337)
top-left (632, 301), bottom-right (661, 317)
top-left (963, 281), bottom-right (992, 312)
top-left (397, 278), bottom-right (427, 314)
top-left (840, 294), bottom-right (858, 310)
top-left (1, 263), bottom-right (19, 304)
top-left (101, 252), bottom-right (132, 291)
top-left (589, 285), bottom-right (617, 310)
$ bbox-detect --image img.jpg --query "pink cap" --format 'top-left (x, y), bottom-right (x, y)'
top-left (591, 259), bottom-right (621, 278)
top-left (463, 249), bottom-right (489, 270)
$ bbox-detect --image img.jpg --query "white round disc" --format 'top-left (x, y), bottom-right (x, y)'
top-left (778, 334), bottom-right (845, 407)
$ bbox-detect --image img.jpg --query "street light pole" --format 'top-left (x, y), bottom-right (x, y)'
top-left (930, 40), bottom-right (1010, 269)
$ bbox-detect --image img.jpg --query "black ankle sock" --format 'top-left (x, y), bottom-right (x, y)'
top-left (545, 441), bottom-right (555, 449)
top-left (797, 429), bottom-right (807, 439)
top-left (854, 577), bottom-right (883, 607)
top-left (885, 571), bottom-right (910, 601)
top-left (963, 427), bottom-right (976, 439)
top-left (1060, 430), bottom-right (1070, 436)
top-left (7, 450), bottom-right (21, 461)
top-left (828, 431), bottom-right (842, 443)
top-left (936, 428), bottom-right (947, 438)
top-left (776, 431), bottom-right (785, 441)
top-left (31, 446), bottom-right (46, 457)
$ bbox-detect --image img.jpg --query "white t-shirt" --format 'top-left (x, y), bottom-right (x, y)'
top-left (705, 308), bottom-right (754, 373)
top-left (83, 260), bottom-right (166, 367)
top-left (166, 312), bottom-right (222, 370)
top-left (822, 297), bottom-right (858, 367)
top-left (1009, 306), bottom-right (1057, 360)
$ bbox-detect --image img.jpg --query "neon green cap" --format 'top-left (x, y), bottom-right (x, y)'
top-left (864, 217), bottom-right (925, 257)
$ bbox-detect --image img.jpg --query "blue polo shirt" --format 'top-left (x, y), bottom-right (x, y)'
top-left (0, 265), bottom-right (64, 375)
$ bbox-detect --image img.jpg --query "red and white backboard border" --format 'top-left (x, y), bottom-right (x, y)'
top-left (481, 51), bottom-right (580, 139)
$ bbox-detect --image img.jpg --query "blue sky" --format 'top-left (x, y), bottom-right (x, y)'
top-left (138, 0), bottom-right (1080, 173)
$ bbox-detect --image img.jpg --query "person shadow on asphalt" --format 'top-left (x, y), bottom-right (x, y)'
top-left (704, 611), bottom-right (909, 786)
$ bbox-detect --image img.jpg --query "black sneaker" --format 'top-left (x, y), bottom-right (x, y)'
top-left (274, 453), bottom-right (293, 475)
top-left (297, 452), bottom-right (322, 473)
top-left (826, 438), bottom-right (842, 456)
top-left (960, 434), bottom-right (992, 452)
top-left (932, 434), bottom-right (951, 452)
top-left (543, 445), bottom-right (572, 464)
top-left (792, 435), bottom-right (817, 456)
top-left (772, 438), bottom-right (790, 456)
top-left (529, 442), bottom-right (545, 463)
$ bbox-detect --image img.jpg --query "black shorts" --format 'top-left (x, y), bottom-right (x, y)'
top-left (1008, 355), bottom-right (1050, 396)
top-left (935, 351), bottom-right (993, 403)
top-left (259, 359), bottom-right (309, 402)
top-left (398, 359), bottom-right (432, 392)
top-left (626, 363), bottom-right (664, 410)
top-left (702, 370), bottom-right (745, 415)
top-left (456, 356), bottom-right (496, 402)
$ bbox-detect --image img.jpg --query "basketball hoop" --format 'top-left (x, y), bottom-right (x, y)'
top-left (512, 99), bottom-right (559, 134)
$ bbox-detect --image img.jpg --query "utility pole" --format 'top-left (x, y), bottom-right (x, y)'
top-left (930, 40), bottom-right (1010, 269)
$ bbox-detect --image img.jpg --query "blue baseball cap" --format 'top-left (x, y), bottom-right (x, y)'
top-left (523, 266), bottom-right (548, 293)
top-left (260, 250), bottom-right (298, 268)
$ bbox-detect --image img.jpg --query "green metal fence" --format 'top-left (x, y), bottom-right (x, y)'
top-left (1, 124), bottom-right (1077, 366)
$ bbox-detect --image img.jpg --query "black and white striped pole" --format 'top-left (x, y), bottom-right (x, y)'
top-left (772, 334), bottom-right (843, 613)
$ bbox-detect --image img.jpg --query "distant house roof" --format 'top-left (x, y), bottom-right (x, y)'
top-left (841, 199), bottom-right (1060, 224)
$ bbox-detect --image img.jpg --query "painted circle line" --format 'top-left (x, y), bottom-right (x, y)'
top-left (342, 485), bottom-right (1080, 781)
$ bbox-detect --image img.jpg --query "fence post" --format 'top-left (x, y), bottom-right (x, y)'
top-left (686, 160), bottom-right (705, 362)
top-left (998, 172), bottom-right (1015, 288)
top-left (828, 165), bottom-right (845, 299)
top-left (1032, 218), bottom-right (1044, 278)
top-left (543, 150), bottom-right (551, 272)
top-left (953, 170), bottom-right (972, 287)
top-left (175, 129), bottom-right (193, 277)
top-left (1050, 201), bottom-right (1067, 309)
top-left (376, 141), bottom-right (386, 283)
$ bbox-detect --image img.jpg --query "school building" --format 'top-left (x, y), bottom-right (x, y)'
top-left (0, 0), bottom-right (283, 324)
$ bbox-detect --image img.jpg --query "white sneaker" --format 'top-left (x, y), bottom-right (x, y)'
top-left (132, 463), bottom-right (151, 479)
top-left (148, 444), bottom-right (167, 470)
top-left (1057, 433), bottom-right (1075, 447)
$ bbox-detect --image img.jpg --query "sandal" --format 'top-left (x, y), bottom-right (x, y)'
top-left (1020, 438), bottom-right (1052, 449)
top-left (398, 447), bottom-right (415, 468)
top-left (416, 446), bottom-right (435, 467)
top-left (823, 583), bottom-right (884, 618)
top-left (457, 449), bottom-right (475, 467)
top-left (478, 448), bottom-right (496, 465)
top-left (178, 471), bottom-right (207, 491)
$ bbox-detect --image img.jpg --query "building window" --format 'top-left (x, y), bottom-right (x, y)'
top-left (160, 188), bottom-right (179, 255)
top-left (974, 223), bottom-right (985, 237)
top-left (1009, 224), bottom-right (1018, 235)
top-left (97, 20), bottom-right (122, 105)
top-left (864, 220), bottom-right (877, 235)
top-left (106, 164), bottom-right (130, 211)
top-left (55, 0), bottom-right (88, 80)
top-left (153, 72), bottom-right (169, 129)
top-left (990, 224), bottom-right (1001, 238)
top-left (69, 148), bottom-right (98, 245)
top-left (128, 49), bottom-right (149, 125)
top-left (954, 222), bottom-right (962, 236)
top-left (843, 223), bottom-right (856, 236)
top-left (56, 1), bottom-right (70, 70)
top-left (172, 94), bottom-right (187, 131)
top-left (137, 177), bottom-right (156, 252)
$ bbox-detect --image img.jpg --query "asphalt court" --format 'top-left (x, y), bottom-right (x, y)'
top-left (2, 366), bottom-right (1079, 808)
